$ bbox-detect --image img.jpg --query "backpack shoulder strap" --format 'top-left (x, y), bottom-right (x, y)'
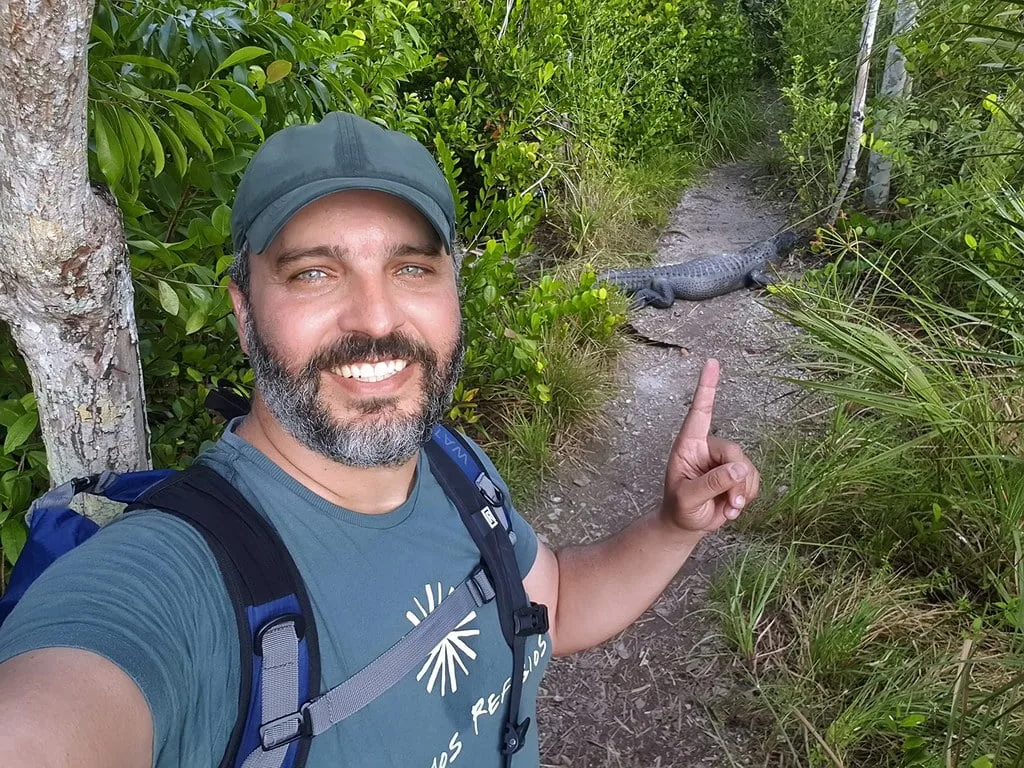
top-left (135, 464), bottom-right (320, 768)
top-left (424, 424), bottom-right (549, 763)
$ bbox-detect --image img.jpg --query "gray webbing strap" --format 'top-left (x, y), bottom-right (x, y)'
top-left (241, 620), bottom-right (301, 768)
top-left (239, 569), bottom-right (495, 765)
top-left (27, 480), bottom-right (78, 523)
top-left (26, 471), bottom-right (118, 524)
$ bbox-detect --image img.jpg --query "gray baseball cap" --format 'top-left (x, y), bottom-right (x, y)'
top-left (230, 112), bottom-right (456, 256)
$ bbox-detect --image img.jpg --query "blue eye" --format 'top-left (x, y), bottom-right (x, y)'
top-left (296, 268), bottom-right (328, 281)
top-left (398, 265), bottom-right (427, 276)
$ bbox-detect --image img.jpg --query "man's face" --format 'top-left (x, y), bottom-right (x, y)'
top-left (231, 189), bottom-right (463, 467)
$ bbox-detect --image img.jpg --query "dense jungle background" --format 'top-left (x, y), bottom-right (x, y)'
top-left (1, 0), bottom-right (1022, 764)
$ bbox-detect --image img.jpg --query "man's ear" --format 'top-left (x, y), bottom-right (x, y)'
top-left (227, 281), bottom-right (250, 356)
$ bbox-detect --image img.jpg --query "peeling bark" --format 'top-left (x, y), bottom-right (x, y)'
top-left (827, 0), bottom-right (882, 225)
top-left (864, 0), bottom-right (919, 209)
top-left (0, 0), bottom-right (150, 522)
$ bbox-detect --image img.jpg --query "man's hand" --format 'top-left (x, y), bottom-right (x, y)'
top-left (661, 359), bottom-right (760, 533)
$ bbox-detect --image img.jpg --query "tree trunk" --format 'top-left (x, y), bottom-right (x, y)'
top-left (864, 0), bottom-right (919, 209)
top-left (0, 0), bottom-right (150, 522)
top-left (827, 0), bottom-right (883, 225)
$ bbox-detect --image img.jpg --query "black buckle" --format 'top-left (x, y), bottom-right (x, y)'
top-left (513, 603), bottom-right (549, 637)
top-left (259, 707), bottom-right (312, 751)
top-left (71, 475), bottom-right (98, 494)
top-left (254, 614), bottom-right (306, 656)
top-left (502, 718), bottom-right (531, 755)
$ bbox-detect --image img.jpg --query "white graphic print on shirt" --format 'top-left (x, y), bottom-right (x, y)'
top-left (407, 582), bottom-right (480, 696)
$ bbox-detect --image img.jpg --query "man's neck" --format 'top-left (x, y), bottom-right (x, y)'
top-left (234, 402), bottom-right (419, 515)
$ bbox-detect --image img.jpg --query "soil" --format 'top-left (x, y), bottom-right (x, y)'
top-left (525, 162), bottom-right (808, 767)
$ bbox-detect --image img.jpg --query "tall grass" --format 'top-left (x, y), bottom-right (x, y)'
top-left (710, 4), bottom-right (1024, 762)
top-left (714, 224), bottom-right (1024, 764)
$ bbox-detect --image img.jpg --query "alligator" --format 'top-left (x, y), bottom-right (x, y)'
top-left (599, 229), bottom-right (801, 309)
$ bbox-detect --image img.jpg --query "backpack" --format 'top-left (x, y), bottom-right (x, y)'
top-left (0, 423), bottom-right (548, 768)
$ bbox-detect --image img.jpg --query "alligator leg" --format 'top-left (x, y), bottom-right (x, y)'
top-left (746, 269), bottom-right (777, 289)
top-left (638, 278), bottom-right (676, 309)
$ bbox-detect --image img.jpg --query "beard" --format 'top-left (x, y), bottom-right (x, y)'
top-left (243, 304), bottom-right (464, 468)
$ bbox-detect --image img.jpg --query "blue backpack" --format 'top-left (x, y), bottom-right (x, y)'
top-left (0, 422), bottom-right (548, 768)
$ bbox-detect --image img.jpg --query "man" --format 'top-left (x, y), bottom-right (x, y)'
top-left (0, 112), bottom-right (759, 767)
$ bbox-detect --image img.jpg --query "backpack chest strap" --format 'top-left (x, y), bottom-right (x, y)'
top-left (244, 568), bottom-right (496, 763)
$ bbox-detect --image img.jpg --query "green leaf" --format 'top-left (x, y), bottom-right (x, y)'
top-left (211, 204), bottom-right (232, 236)
top-left (153, 115), bottom-right (188, 177)
top-left (265, 59), bottom-right (293, 84)
top-left (965, 233), bottom-right (978, 249)
top-left (1, 519), bottom-right (27, 566)
top-left (134, 109), bottom-right (165, 176)
top-left (106, 54), bottom-right (179, 78)
top-left (222, 101), bottom-right (264, 139)
top-left (3, 411), bottom-right (38, 454)
top-left (90, 23), bottom-right (115, 51)
top-left (154, 89), bottom-right (227, 131)
top-left (168, 104), bottom-right (214, 159)
top-left (157, 15), bottom-right (176, 58)
top-left (970, 756), bottom-right (995, 768)
top-left (0, 404), bottom-right (21, 428)
top-left (900, 714), bottom-right (927, 728)
top-left (213, 46), bottom-right (271, 76)
top-left (157, 280), bottom-right (180, 316)
top-left (93, 107), bottom-right (124, 187)
top-left (185, 308), bottom-right (207, 336)
top-left (6, 474), bottom-right (31, 512)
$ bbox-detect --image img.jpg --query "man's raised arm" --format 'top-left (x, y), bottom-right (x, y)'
top-left (523, 359), bottom-right (760, 656)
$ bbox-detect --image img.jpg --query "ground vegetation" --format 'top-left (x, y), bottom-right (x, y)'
top-left (713, 2), bottom-right (1024, 764)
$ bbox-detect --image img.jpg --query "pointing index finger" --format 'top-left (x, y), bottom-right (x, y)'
top-left (681, 358), bottom-right (720, 440)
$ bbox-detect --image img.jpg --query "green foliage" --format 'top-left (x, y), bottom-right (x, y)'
top-left (776, 0), bottom-right (1024, 216)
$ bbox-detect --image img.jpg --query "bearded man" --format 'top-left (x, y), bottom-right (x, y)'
top-left (0, 112), bottom-right (759, 767)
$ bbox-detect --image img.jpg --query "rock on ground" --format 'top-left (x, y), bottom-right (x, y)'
top-left (526, 162), bottom-right (805, 767)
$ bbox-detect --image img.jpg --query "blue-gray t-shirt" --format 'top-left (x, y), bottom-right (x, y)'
top-left (0, 421), bottom-right (550, 767)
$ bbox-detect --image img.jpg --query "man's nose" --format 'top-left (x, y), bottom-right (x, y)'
top-left (341, 271), bottom-right (405, 338)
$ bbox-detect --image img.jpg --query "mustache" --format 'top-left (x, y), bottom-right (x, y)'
top-left (301, 332), bottom-right (437, 375)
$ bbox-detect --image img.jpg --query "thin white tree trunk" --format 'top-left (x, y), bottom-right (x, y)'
top-left (864, 0), bottom-right (919, 209)
top-left (0, 0), bottom-right (150, 522)
top-left (827, 0), bottom-right (883, 225)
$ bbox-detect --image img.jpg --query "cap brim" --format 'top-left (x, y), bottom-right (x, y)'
top-left (244, 177), bottom-right (453, 255)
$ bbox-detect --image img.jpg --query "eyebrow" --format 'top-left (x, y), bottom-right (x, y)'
top-left (271, 240), bottom-right (444, 271)
top-left (272, 245), bottom-right (343, 271)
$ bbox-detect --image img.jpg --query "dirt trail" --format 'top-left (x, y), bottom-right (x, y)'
top-left (527, 163), bottom-right (804, 767)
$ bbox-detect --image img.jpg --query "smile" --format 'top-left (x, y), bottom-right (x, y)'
top-left (331, 359), bottom-right (408, 383)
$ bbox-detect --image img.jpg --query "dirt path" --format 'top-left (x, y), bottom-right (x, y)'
top-left (527, 162), bottom-right (804, 767)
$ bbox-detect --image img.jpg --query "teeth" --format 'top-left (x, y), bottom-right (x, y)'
top-left (332, 359), bottom-right (408, 382)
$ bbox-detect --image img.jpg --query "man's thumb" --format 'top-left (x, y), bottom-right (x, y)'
top-left (678, 462), bottom-right (747, 508)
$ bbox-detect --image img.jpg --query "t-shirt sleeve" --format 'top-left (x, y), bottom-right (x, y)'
top-left (463, 439), bottom-right (539, 577)
top-left (0, 511), bottom-right (239, 768)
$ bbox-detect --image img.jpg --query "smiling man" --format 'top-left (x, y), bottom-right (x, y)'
top-left (0, 112), bottom-right (759, 768)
